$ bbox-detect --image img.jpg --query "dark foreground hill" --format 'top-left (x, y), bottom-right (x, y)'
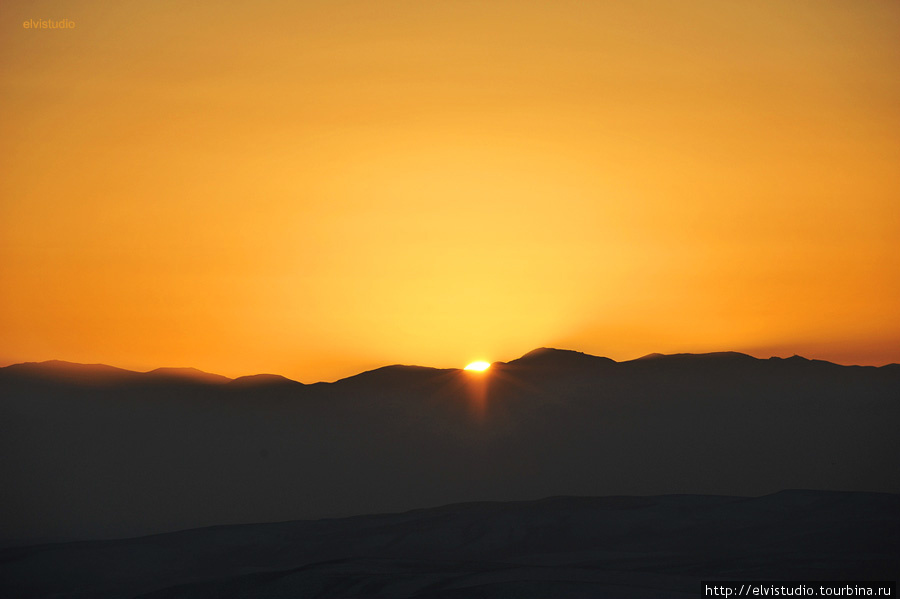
top-left (1, 349), bottom-right (899, 547)
top-left (1, 490), bottom-right (897, 598)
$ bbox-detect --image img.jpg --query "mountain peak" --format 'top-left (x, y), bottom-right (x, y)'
top-left (229, 373), bottom-right (302, 388)
top-left (0, 361), bottom-right (231, 386)
top-left (334, 364), bottom-right (454, 387)
top-left (508, 348), bottom-right (615, 368)
top-left (0, 360), bottom-right (139, 385)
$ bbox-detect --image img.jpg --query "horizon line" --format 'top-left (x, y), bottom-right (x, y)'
top-left (1, 347), bottom-right (897, 386)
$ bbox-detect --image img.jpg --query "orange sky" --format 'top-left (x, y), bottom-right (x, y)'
top-left (2, 0), bottom-right (898, 381)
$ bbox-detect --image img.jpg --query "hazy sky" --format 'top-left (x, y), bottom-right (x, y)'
top-left (2, 0), bottom-right (898, 381)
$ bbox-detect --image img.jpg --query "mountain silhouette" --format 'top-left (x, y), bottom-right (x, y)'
top-left (0, 360), bottom-right (142, 386)
top-left (507, 346), bottom-right (615, 367)
top-left (2, 490), bottom-right (896, 598)
top-left (228, 373), bottom-right (305, 388)
top-left (1, 349), bottom-right (898, 548)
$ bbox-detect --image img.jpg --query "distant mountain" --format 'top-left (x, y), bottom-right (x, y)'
top-left (229, 373), bottom-right (304, 388)
top-left (3, 349), bottom-right (894, 389)
top-left (507, 346), bottom-right (615, 367)
top-left (331, 364), bottom-right (457, 393)
top-left (1, 349), bottom-right (898, 547)
top-left (639, 350), bottom-right (755, 359)
top-left (0, 360), bottom-right (143, 385)
top-left (0, 361), bottom-right (297, 391)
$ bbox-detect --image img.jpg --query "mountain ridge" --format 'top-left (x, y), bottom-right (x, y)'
top-left (2, 346), bottom-right (899, 547)
top-left (2, 348), bottom-right (896, 387)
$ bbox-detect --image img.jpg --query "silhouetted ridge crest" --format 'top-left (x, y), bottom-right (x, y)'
top-left (229, 374), bottom-right (303, 388)
top-left (3, 352), bottom-right (898, 392)
top-left (631, 351), bottom-right (756, 363)
top-left (334, 364), bottom-right (454, 389)
top-left (508, 348), bottom-right (615, 369)
top-left (768, 355), bottom-right (837, 366)
top-left (0, 361), bottom-right (235, 387)
top-left (0, 360), bottom-right (141, 385)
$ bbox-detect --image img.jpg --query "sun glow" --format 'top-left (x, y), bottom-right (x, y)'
top-left (464, 361), bottom-right (491, 372)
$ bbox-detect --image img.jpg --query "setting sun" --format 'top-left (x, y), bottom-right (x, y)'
top-left (464, 361), bottom-right (491, 372)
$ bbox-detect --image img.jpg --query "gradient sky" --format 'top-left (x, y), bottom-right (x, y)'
top-left (2, 0), bottom-right (898, 381)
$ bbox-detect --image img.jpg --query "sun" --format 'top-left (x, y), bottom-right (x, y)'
top-left (464, 361), bottom-right (491, 372)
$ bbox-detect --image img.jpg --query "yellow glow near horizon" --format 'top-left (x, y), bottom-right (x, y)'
top-left (464, 362), bottom-right (491, 372)
top-left (1, 0), bottom-right (899, 381)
